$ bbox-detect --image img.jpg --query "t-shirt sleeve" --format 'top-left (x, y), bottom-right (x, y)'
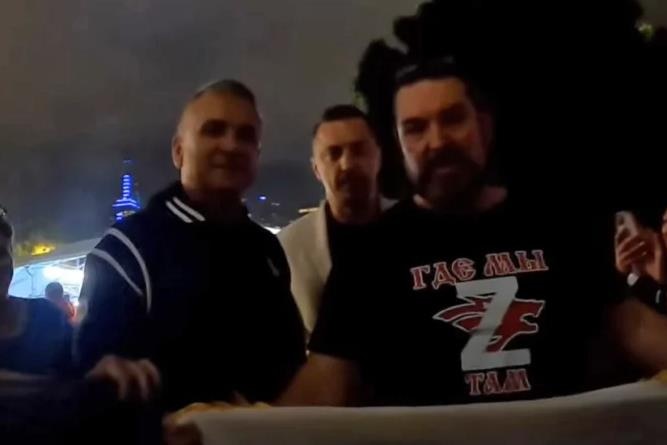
top-left (244, 235), bottom-right (307, 401)
top-left (308, 257), bottom-right (372, 361)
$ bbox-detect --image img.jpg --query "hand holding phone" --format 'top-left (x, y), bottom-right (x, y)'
top-left (616, 211), bottom-right (640, 239)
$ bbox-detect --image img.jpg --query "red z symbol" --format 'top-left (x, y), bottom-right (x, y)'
top-left (433, 278), bottom-right (545, 371)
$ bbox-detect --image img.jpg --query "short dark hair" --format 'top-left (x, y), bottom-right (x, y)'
top-left (191, 79), bottom-right (258, 110)
top-left (394, 58), bottom-right (489, 111)
top-left (0, 206), bottom-right (12, 241)
top-left (45, 282), bottom-right (64, 296)
top-left (312, 104), bottom-right (374, 137)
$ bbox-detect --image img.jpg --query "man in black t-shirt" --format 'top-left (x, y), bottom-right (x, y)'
top-left (278, 60), bottom-right (667, 407)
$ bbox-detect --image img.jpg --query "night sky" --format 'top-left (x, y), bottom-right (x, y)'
top-left (0, 1), bottom-right (665, 243)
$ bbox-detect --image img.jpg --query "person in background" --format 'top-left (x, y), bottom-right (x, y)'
top-left (0, 207), bottom-right (72, 376)
top-left (278, 60), bottom-right (667, 407)
top-left (45, 282), bottom-right (76, 322)
top-left (615, 210), bottom-right (667, 313)
top-left (76, 80), bottom-right (305, 410)
top-left (279, 105), bottom-right (392, 336)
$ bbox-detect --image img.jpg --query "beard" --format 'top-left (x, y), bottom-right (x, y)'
top-left (412, 147), bottom-right (485, 211)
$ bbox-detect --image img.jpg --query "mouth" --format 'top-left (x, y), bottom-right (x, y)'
top-left (432, 164), bottom-right (462, 176)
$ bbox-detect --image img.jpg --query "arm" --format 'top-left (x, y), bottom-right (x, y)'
top-left (75, 245), bottom-right (149, 372)
top-left (275, 249), bottom-right (373, 406)
top-left (610, 298), bottom-right (667, 374)
top-left (276, 353), bottom-right (363, 407)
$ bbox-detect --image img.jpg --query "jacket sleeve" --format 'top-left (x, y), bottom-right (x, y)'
top-left (239, 233), bottom-right (307, 402)
top-left (75, 229), bottom-right (151, 372)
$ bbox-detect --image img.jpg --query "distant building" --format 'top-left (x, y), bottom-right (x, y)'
top-left (248, 194), bottom-right (289, 230)
top-left (112, 160), bottom-right (141, 221)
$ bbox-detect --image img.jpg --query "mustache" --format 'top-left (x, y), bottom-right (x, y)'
top-left (335, 171), bottom-right (371, 189)
top-left (424, 145), bottom-right (473, 170)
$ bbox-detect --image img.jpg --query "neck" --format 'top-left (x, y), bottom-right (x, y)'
top-left (414, 185), bottom-right (508, 215)
top-left (329, 194), bottom-right (381, 225)
top-left (182, 185), bottom-right (245, 223)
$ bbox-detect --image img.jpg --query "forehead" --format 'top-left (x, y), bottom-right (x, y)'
top-left (314, 118), bottom-right (374, 148)
top-left (395, 77), bottom-right (470, 120)
top-left (181, 92), bottom-right (260, 130)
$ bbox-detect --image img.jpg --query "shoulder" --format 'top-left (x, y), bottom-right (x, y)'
top-left (248, 220), bottom-right (287, 253)
top-left (278, 211), bottom-right (320, 247)
top-left (94, 202), bottom-right (173, 258)
top-left (372, 199), bottom-right (414, 234)
top-left (99, 182), bottom-right (188, 249)
top-left (22, 298), bottom-right (69, 327)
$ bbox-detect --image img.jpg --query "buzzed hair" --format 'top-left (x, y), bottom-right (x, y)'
top-left (312, 104), bottom-right (375, 137)
top-left (176, 79), bottom-right (261, 136)
top-left (190, 79), bottom-right (258, 110)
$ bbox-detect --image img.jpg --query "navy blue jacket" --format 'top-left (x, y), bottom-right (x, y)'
top-left (76, 183), bottom-right (305, 409)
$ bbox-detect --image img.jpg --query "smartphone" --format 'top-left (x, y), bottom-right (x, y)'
top-left (616, 211), bottom-right (640, 237)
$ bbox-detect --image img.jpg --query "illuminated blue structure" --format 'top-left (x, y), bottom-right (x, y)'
top-left (113, 160), bottom-right (141, 221)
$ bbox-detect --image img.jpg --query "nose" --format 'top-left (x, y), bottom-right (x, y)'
top-left (339, 150), bottom-right (357, 172)
top-left (425, 122), bottom-right (451, 151)
top-left (216, 129), bottom-right (241, 153)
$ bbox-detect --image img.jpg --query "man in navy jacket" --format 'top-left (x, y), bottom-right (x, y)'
top-left (77, 80), bottom-right (305, 410)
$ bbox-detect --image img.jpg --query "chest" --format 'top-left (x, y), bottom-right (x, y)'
top-left (365, 221), bottom-right (591, 373)
top-left (146, 229), bottom-right (284, 332)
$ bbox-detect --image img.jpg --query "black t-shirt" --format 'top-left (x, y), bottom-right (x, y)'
top-left (0, 297), bottom-right (73, 376)
top-left (310, 198), bottom-right (619, 406)
top-left (325, 204), bottom-right (375, 267)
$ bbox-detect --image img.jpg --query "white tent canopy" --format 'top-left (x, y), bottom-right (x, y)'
top-left (10, 238), bottom-right (99, 300)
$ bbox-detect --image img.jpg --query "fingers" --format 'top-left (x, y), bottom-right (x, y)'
top-left (616, 237), bottom-right (645, 264)
top-left (623, 240), bottom-right (649, 259)
top-left (616, 227), bottom-right (630, 245)
top-left (127, 359), bottom-right (162, 401)
top-left (138, 359), bottom-right (162, 392)
top-left (88, 355), bottom-right (131, 400)
top-left (126, 360), bottom-right (152, 401)
top-left (618, 243), bottom-right (650, 265)
top-left (87, 355), bottom-right (161, 401)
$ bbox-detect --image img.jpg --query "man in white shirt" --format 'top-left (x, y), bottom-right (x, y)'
top-left (279, 105), bottom-right (392, 335)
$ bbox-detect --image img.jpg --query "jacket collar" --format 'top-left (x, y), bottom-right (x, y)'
top-left (155, 182), bottom-right (248, 225)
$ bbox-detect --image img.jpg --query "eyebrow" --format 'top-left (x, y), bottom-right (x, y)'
top-left (199, 119), bottom-right (226, 130)
top-left (399, 117), bottom-right (426, 128)
top-left (399, 101), bottom-right (468, 127)
top-left (325, 138), bottom-right (368, 148)
top-left (199, 119), bottom-right (257, 131)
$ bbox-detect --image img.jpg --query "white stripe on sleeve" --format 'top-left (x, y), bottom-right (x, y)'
top-left (89, 248), bottom-right (144, 296)
top-left (106, 228), bottom-right (153, 313)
